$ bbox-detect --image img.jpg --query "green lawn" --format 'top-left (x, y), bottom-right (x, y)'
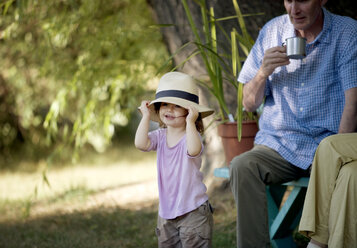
top-left (0, 144), bottom-right (307, 248)
top-left (0, 144), bottom-right (238, 248)
top-left (0, 206), bottom-right (157, 248)
top-left (0, 194), bottom-right (237, 248)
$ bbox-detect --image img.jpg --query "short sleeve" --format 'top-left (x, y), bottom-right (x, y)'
top-left (238, 26), bottom-right (272, 97)
top-left (238, 31), bottom-right (265, 84)
top-left (338, 21), bottom-right (357, 91)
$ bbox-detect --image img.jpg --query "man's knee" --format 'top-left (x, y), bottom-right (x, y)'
top-left (339, 161), bottom-right (357, 181)
top-left (315, 134), bottom-right (343, 158)
top-left (318, 133), bottom-right (356, 150)
top-left (229, 150), bottom-right (259, 180)
top-left (317, 134), bottom-right (357, 161)
top-left (317, 135), bottom-right (336, 152)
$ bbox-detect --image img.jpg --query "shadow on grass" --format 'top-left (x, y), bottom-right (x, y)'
top-left (0, 204), bottom-right (158, 248)
top-left (0, 203), bottom-right (239, 248)
top-left (0, 185), bottom-right (240, 248)
top-left (0, 177), bottom-right (308, 248)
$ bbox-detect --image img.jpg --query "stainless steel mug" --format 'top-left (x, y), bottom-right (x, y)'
top-left (283, 37), bottom-right (306, 59)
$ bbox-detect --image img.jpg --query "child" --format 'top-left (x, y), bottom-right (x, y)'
top-left (135, 71), bottom-right (214, 247)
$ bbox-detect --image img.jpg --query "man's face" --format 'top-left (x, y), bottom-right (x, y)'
top-left (284, 0), bottom-right (326, 32)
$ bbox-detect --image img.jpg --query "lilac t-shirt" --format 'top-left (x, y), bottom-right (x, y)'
top-left (147, 128), bottom-right (208, 219)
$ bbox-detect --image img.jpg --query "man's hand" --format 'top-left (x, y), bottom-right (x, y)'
top-left (259, 46), bottom-right (290, 78)
top-left (243, 46), bottom-right (290, 112)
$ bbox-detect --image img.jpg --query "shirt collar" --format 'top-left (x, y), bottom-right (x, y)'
top-left (310, 8), bottom-right (332, 45)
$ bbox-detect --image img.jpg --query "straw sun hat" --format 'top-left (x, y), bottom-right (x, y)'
top-left (146, 71), bottom-right (214, 123)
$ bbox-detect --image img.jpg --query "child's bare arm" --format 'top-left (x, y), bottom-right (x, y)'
top-left (134, 101), bottom-right (151, 151)
top-left (186, 106), bottom-right (202, 157)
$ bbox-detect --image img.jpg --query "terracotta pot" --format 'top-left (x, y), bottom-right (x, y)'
top-left (217, 121), bottom-right (258, 165)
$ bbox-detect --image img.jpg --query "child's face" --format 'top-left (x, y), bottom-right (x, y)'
top-left (159, 103), bottom-right (188, 128)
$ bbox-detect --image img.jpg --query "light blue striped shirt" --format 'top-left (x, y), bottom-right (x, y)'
top-left (238, 8), bottom-right (357, 169)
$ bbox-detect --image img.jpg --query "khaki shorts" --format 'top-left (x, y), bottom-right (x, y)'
top-left (156, 201), bottom-right (214, 248)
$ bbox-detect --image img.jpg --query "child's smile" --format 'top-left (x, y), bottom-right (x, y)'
top-left (159, 103), bottom-right (188, 126)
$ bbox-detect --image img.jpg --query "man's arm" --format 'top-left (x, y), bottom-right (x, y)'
top-left (243, 46), bottom-right (290, 112)
top-left (339, 87), bottom-right (357, 133)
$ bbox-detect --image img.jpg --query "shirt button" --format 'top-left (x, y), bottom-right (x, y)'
top-left (301, 83), bottom-right (305, 86)
top-left (300, 107), bottom-right (304, 112)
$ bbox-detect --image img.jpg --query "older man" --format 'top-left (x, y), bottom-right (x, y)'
top-left (229, 0), bottom-right (357, 247)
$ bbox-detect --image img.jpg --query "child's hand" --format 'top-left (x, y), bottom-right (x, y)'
top-left (139, 100), bottom-right (151, 118)
top-left (186, 106), bottom-right (199, 124)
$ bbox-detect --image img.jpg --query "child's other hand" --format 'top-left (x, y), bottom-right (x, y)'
top-left (186, 106), bottom-right (198, 124)
top-left (139, 100), bottom-right (151, 118)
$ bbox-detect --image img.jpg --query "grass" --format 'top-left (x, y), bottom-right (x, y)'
top-left (0, 191), bottom-right (237, 248)
top-left (0, 205), bottom-right (158, 248)
top-left (0, 143), bottom-right (157, 202)
top-left (0, 198), bottom-right (237, 248)
top-left (0, 142), bottom-right (238, 248)
top-left (0, 142), bottom-right (307, 248)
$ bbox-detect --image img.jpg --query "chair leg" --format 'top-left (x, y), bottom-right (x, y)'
top-left (267, 185), bottom-right (286, 227)
top-left (270, 186), bottom-right (307, 240)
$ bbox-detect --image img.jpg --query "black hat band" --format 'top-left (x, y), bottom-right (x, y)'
top-left (155, 90), bottom-right (199, 104)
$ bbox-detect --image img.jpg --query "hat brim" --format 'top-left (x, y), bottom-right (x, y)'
top-left (147, 97), bottom-right (214, 123)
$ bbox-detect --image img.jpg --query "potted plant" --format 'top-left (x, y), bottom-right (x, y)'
top-left (174, 0), bottom-right (260, 163)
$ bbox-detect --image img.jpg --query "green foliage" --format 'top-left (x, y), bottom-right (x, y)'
top-left (170, 0), bottom-right (257, 140)
top-left (0, 0), bottom-right (168, 158)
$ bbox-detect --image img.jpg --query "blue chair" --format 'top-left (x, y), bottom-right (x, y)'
top-left (214, 167), bottom-right (309, 248)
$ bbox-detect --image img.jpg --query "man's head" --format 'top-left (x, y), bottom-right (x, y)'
top-left (284, 0), bottom-right (327, 38)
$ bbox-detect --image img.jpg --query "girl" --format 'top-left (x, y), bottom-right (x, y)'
top-left (135, 71), bottom-right (214, 247)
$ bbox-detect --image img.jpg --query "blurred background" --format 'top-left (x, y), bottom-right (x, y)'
top-left (0, 0), bottom-right (355, 247)
top-left (0, 0), bottom-right (169, 167)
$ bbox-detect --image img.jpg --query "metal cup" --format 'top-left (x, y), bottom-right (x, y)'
top-left (283, 37), bottom-right (306, 59)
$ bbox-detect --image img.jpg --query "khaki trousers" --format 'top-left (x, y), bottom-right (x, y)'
top-left (299, 133), bottom-right (357, 248)
top-left (229, 145), bottom-right (309, 248)
top-left (156, 201), bottom-right (213, 248)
